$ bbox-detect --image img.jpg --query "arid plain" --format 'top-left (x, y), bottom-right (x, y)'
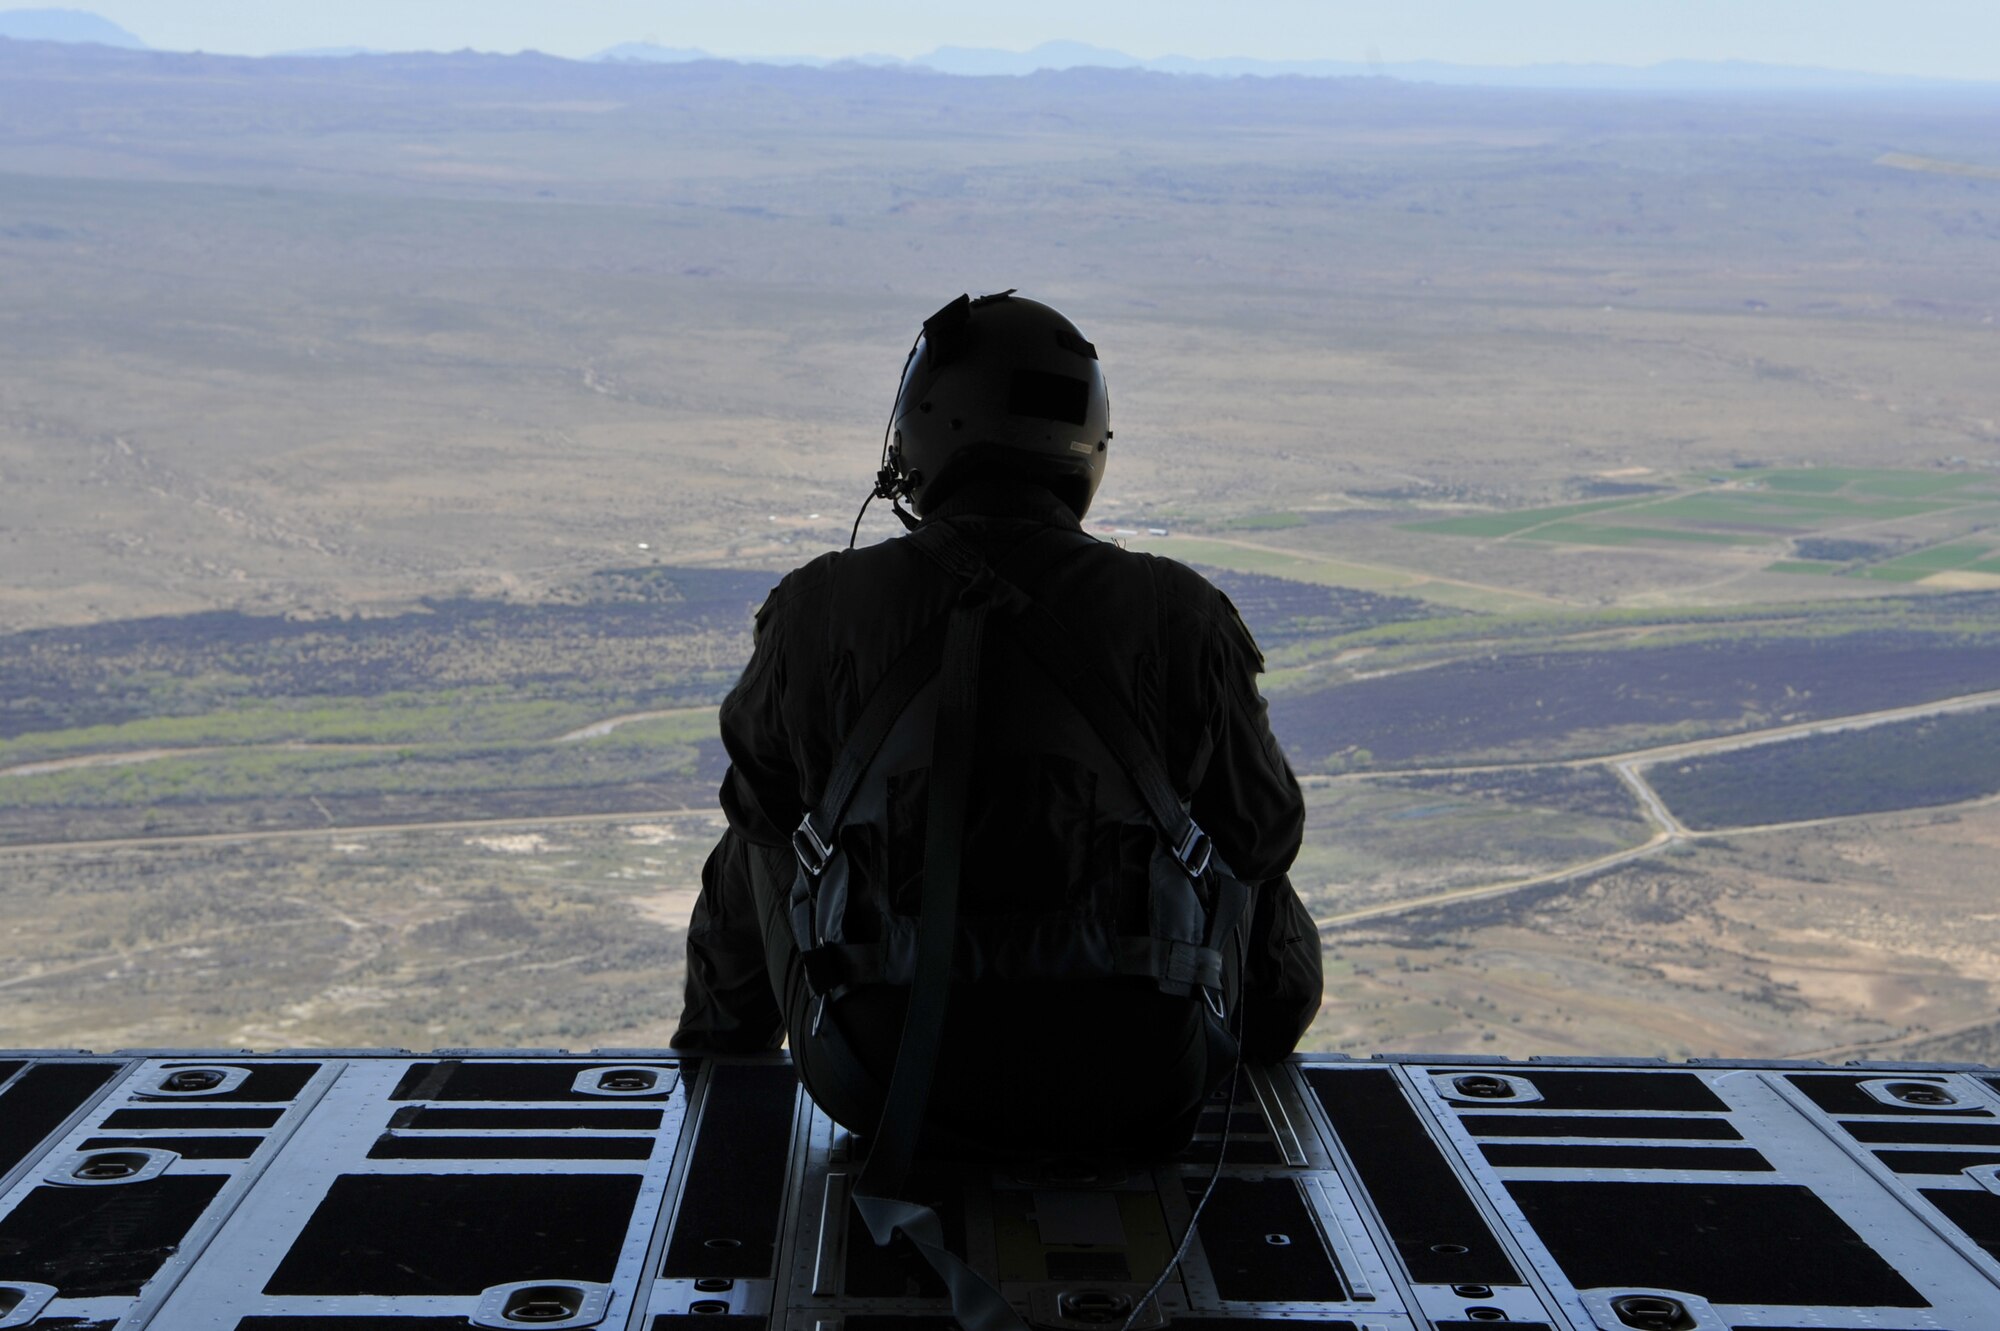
top-left (2, 40), bottom-right (1999, 1059)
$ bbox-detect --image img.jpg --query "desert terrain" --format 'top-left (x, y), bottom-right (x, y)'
top-left (2, 38), bottom-right (1998, 1058)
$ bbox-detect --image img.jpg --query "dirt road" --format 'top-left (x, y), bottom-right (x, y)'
top-left (1312, 688), bottom-right (2000, 931)
top-left (8, 691), bottom-right (1998, 938)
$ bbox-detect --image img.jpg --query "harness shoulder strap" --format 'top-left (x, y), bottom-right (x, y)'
top-left (910, 521), bottom-right (1216, 884)
top-left (791, 612), bottom-right (948, 880)
top-left (792, 524), bottom-right (1097, 880)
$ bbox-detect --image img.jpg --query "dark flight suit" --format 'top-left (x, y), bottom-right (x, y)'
top-left (672, 478), bottom-right (1322, 1154)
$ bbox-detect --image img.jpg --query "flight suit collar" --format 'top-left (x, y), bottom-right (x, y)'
top-left (921, 479), bottom-right (1084, 530)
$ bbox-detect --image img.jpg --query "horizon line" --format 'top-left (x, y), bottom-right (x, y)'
top-left (4, 21), bottom-right (1996, 89)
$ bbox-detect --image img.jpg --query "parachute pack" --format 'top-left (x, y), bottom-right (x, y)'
top-left (785, 519), bottom-right (1254, 1331)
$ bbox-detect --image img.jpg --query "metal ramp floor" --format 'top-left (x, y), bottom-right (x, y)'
top-left (3, 1051), bottom-right (2000, 1330)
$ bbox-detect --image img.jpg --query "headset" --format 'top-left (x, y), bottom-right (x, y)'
top-left (848, 291), bottom-right (1020, 548)
top-left (846, 333), bottom-right (922, 548)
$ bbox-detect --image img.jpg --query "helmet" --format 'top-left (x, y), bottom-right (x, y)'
top-left (885, 291), bottom-right (1111, 519)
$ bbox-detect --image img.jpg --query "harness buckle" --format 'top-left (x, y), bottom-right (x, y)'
top-left (793, 814), bottom-right (835, 877)
top-left (1173, 822), bottom-right (1213, 880)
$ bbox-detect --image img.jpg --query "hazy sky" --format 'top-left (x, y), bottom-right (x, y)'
top-left (67, 0), bottom-right (2000, 80)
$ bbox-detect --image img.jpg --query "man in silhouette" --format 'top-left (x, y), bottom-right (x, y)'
top-left (672, 291), bottom-right (1320, 1155)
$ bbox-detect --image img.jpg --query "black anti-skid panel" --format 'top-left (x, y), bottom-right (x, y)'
top-left (0, 1174), bottom-right (225, 1296)
top-left (1189, 1177), bottom-right (1345, 1302)
top-left (1919, 1187), bottom-right (2000, 1261)
top-left (661, 1061), bottom-right (799, 1279)
top-left (5, 1051), bottom-right (2000, 1327)
top-left (390, 1060), bottom-right (674, 1101)
top-left (1171, 1323), bottom-right (1360, 1331)
top-left (386, 1105), bottom-right (666, 1131)
top-left (0, 1062), bottom-right (121, 1177)
top-left (366, 1133), bottom-right (656, 1160)
top-left (100, 1107), bottom-right (284, 1129)
top-left (263, 1172), bottom-right (642, 1295)
top-left (1304, 1067), bottom-right (1520, 1286)
top-left (1481, 1070), bottom-right (1727, 1113)
top-left (1788, 1074), bottom-right (1990, 1117)
top-left (236, 1321), bottom-right (474, 1330)
top-left (1478, 1143), bottom-right (1773, 1171)
top-left (1840, 1118), bottom-right (2000, 1145)
top-left (1874, 1148), bottom-right (2000, 1175)
top-left (1506, 1180), bottom-right (1929, 1308)
top-left (79, 1134), bottom-right (264, 1159)
top-left (1461, 1113), bottom-right (1743, 1140)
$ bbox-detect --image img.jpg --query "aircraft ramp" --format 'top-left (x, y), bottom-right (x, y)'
top-left (2, 1051), bottom-right (1999, 1329)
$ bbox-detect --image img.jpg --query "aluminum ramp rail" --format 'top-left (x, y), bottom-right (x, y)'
top-left (2, 1051), bottom-right (1999, 1329)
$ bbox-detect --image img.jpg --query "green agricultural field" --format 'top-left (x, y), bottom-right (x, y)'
top-left (0, 693), bottom-right (641, 768)
top-left (1213, 512), bottom-right (1310, 531)
top-left (1645, 492), bottom-right (1954, 525)
top-left (0, 708), bottom-right (725, 844)
top-left (1134, 537), bottom-right (1417, 589)
top-left (1518, 522), bottom-right (1762, 548)
top-left (1751, 467), bottom-right (2000, 498)
top-left (0, 726), bottom-right (707, 812)
top-left (1869, 543), bottom-right (1996, 575)
top-left (1399, 499), bottom-right (1636, 538)
top-left (1132, 537), bottom-right (1552, 614)
top-left (1402, 468), bottom-right (2000, 576)
top-left (1638, 498), bottom-right (1824, 528)
top-left (1858, 566), bottom-right (1941, 582)
top-left (1748, 469), bottom-right (1858, 493)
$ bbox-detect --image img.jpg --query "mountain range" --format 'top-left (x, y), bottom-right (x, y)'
top-left (0, 8), bottom-right (1988, 91)
top-left (595, 37), bottom-right (1984, 91)
top-left (0, 5), bottom-right (139, 47)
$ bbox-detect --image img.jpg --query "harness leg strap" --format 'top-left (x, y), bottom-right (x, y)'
top-left (853, 1194), bottom-right (1026, 1331)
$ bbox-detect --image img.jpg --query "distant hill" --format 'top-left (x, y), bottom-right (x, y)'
top-left (595, 42), bottom-right (724, 66)
top-left (0, 6), bottom-right (144, 47)
top-left (275, 46), bottom-right (386, 59)
top-left (0, 18), bottom-right (1978, 91)
top-left (917, 40), bottom-right (1141, 76)
top-left (910, 48), bottom-right (1986, 91)
top-left (588, 38), bottom-right (1985, 92)
top-left (592, 41), bottom-right (905, 69)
